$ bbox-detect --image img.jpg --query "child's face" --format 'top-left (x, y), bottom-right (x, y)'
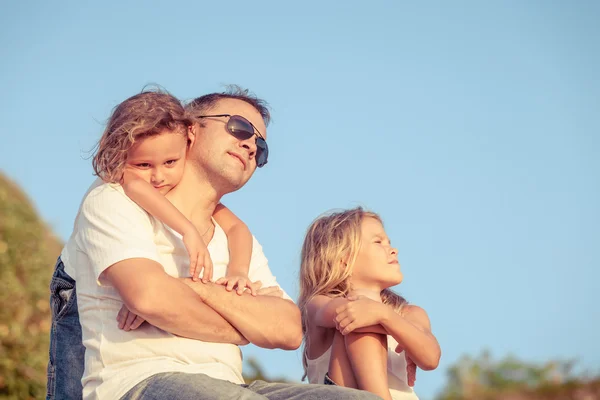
top-left (124, 132), bottom-right (188, 195)
top-left (350, 217), bottom-right (403, 291)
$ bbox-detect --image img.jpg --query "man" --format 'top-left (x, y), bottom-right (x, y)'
top-left (47, 87), bottom-right (380, 400)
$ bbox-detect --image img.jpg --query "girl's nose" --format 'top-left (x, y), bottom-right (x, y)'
top-left (151, 170), bottom-right (164, 184)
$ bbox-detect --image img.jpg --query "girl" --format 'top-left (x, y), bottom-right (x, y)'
top-left (92, 90), bottom-right (257, 296)
top-left (299, 208), bottom-right (441, 400)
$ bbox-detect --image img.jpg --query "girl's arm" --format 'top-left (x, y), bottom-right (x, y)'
top-left (336, 298), bottom-right (441, 371)
top-left (122, 177), bottom-right (211, 281)
top-left (212, 203), bottom-right (253, 277)
top-left (212, 204), bottom-right (261, 295)
top-left (380, 305), bottom-right (441, 371)
top-left (123, 178), bottom-right (196, 236)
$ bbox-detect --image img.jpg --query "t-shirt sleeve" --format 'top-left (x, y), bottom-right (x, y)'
top-left (75, 184), bottom-right (161, 285)
top-left (247, 237), bottom-right (293, 302)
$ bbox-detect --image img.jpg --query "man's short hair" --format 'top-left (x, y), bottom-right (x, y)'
top-left (185, 85), bottom-right (271, 126)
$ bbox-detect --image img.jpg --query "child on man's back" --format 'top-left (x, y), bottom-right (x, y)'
top-left (91, 93), bottom-right (257, 297)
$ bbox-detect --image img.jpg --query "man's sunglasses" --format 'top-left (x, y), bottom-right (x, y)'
top-left (197, 114), bottom-right (268, 168)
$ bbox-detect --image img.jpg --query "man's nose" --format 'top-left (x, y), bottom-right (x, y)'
top-left (390, 247), bottom-right (398, 256)
top-left (239, 137), bottom-right (257, 158)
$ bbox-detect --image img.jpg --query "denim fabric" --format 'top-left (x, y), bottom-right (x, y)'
top-left (324, 372), bottom-right (338, 385)
top-left (120, 372), bottom-right (381, 400)
top-left (46, 257), bottom-right (85, 400)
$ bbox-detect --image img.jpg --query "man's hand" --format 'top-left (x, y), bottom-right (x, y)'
top-left (215, 275), bottom-right (261, 296)
top-left (117, 304), bottom-right (146, 331)
top-left (256, 285), bottom-right (284, 298)
top-left (334, 296), bottom-right (387, 335)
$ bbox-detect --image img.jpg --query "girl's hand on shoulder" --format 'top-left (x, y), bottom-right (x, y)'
top-left (334, 296), bottom-right (388, 335)
top-left (183, 227), bottom-right (213, 283)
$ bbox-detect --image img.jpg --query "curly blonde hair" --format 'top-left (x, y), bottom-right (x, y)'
top-left (92, 89), bottom-right (190, 183)
top-left (298, 207), bottom-right (408, 380)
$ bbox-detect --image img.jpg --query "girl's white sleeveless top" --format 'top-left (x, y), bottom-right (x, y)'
top-left (306, 335), bottom-right (419, 400)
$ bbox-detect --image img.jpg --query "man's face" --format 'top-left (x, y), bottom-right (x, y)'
top-left (188, 98), bottom-right (267, 194)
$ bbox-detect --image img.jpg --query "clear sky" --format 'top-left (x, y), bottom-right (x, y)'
top-left (1, 1), bottom-right (598, 398)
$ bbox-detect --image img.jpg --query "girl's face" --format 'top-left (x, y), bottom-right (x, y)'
top-left (124, 132), bottom-right (188, 195)
top-left (350, 217), bottom-right (403, 291)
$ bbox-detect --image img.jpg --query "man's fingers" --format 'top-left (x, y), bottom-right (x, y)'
top-left (256, 286), bottom-right (274, 295)
top-left (248, 281), bottom-right (260, 296)
top-left (256, 285), bottom-right (282, 297)
top-left (215, 277), bottom-right (226, 285)
top-left (124, 311), bottom-right (137, 331)
top-left (130, 315), bottom-right (145, 330)
top-left (117, 306), bottom-right (128, 329)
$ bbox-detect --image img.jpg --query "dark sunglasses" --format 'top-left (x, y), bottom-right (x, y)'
top-left (197, 114), bottom-right (268, 168)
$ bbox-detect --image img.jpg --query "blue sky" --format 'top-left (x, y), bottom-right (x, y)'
top-left (1, 1), bottom-right (598, 398)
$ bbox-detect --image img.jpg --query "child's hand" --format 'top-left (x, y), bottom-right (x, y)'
top-left (215, 275), bottom-right (261, 296)
top-left (395, 344), bottom-right (417, 387)
top-left (116, 304), bottom-right (145, 331)
top-left (183, 228), bottom-right (213, 283)
top-left (334, 295), bottom-right (387, 335)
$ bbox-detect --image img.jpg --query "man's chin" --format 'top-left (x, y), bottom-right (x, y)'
top-left (219, 173), bottom-right (249, 194)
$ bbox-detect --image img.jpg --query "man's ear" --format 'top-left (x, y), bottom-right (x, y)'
top-left (187, 124), bottom-right (196, 147)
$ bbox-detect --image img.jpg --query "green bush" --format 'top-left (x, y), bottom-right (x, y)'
top-left (0, 172), bottom-right (62, 399)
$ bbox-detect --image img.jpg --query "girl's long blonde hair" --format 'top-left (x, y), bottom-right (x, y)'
top-left (298, 207), bottom-right (407, 380)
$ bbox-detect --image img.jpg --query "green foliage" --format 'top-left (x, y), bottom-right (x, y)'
top-left (436, 350), bottom-right (600, 400)
top-left (242, 356), bottom-right (293, 384)
top-left (0, 172), bottom-right (62, 399)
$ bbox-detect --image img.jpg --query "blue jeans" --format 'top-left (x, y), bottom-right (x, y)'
top-left (121, 372), bottom-right (382, 400)
top-left (46, 257), bottom-right (85, 400)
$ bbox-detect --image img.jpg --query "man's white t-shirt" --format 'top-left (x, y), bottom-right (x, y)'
top-left (61, 180), bottom-right (290, 400)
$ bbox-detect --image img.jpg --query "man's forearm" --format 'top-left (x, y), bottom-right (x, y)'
top-left (110, 263), bottom-right (248, 345)
top-left (186, 281), bottom-right (302, 350)
top-left (141, 284), bottom-right (248, 344)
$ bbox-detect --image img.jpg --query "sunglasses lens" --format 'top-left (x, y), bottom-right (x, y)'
top-left (227, 116), bottom-right (255, 140)
top-left (226, 115), bottom-right (268, 168)
top-left (256, 138), bottom-right (269, 168)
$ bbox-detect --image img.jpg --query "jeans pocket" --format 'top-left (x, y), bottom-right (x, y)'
top-left (50, 276), bottom-right (76, 322)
